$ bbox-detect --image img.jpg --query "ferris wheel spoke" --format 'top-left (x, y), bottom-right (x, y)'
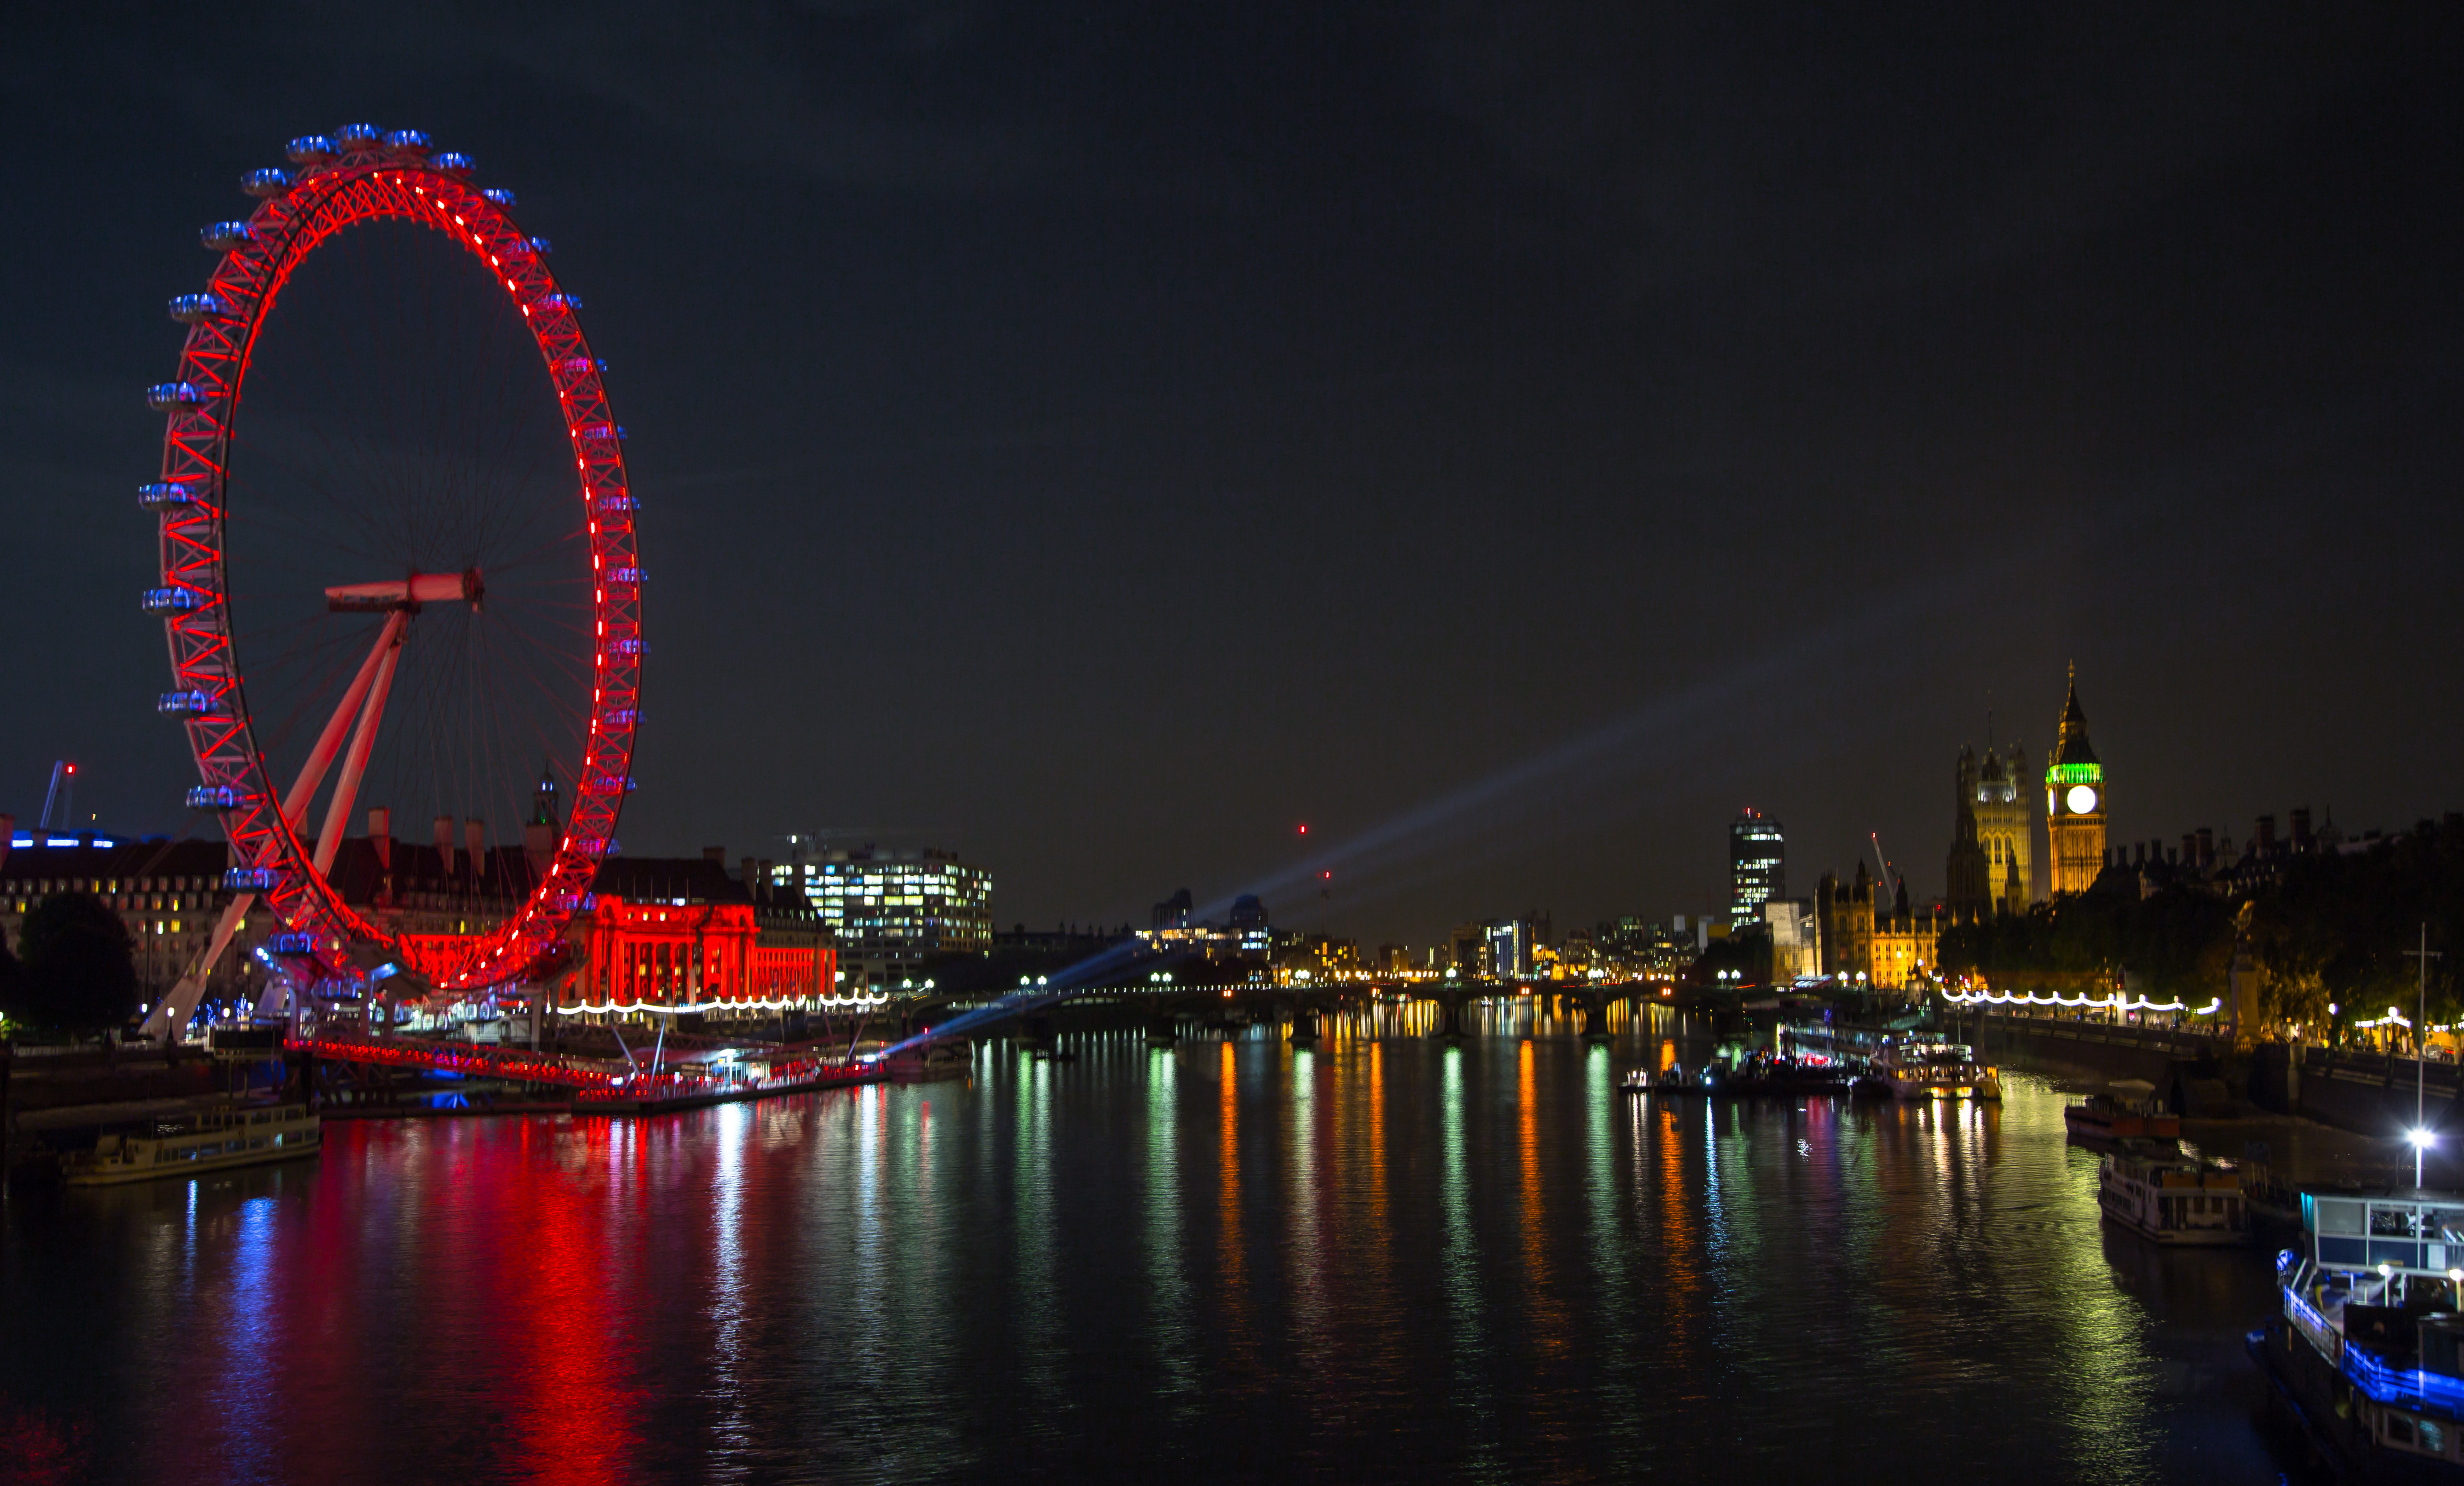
top-left (477, 621), bottom-right (592, 736)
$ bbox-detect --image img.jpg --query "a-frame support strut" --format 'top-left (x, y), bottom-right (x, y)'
top-left (140, 573), bottom-right (471, 1043)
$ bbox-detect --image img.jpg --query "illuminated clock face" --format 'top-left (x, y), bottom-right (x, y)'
top-left (2066, 784), bottom-right (2099, 815)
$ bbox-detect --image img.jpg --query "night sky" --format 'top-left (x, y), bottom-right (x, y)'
top-left (3, 4), bottom-right (2460, 945)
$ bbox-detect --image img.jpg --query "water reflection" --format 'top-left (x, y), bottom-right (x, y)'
top-left (0, 1030), bottom-right (2297, 1485)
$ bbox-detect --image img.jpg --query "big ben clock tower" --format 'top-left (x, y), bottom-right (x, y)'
top-left (2045, 667), bottom-right (2106, 895)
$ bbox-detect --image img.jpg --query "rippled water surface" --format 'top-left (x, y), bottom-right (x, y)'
top-left (1, 1017), bottom-right (2303, 1483)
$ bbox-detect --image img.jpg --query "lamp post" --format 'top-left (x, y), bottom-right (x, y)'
top-left (2408, 924), bottom-right (2443, 1189)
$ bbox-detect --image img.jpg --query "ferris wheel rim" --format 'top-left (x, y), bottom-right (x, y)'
top-left (148, 132), bottom-right (641, 992)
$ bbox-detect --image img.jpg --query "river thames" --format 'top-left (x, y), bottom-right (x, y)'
top-left (0, 1013), bottom-right (2305, 1483)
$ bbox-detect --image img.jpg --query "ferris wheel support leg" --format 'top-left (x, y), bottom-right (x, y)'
top-left (137, 892), bottom-right (257, 1043)
top-left (285, 610), bottom-right (410, 829)
top-left (312, 623), bottom-right (406, 880)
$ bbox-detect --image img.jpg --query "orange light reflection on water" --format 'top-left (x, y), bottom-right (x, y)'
top-left (1519, 1040), bottom-right (1568, 1356)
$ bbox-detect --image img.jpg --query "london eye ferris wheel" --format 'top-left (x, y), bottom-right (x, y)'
top-left (136, 125), bottom-right (641, 1037)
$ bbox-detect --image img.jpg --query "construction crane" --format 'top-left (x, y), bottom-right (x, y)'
top-left (1869, 831), bottom-right (1898, 898)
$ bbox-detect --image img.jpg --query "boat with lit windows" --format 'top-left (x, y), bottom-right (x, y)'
top-left (1855, 1037), bottom-right (2004, 1101)
top-left (1719, 1051), bottom-right (1851, 1098)
top-left (2064, 1078), bottom-right (2179, 1144)
top-left (2096, 1140), bottom-right (2248, 1246)
top-left (2253, 1191), bottom-right (2464, 1477)
top-left (60, 1100), bottom-right (320, 1186)
top-left (1622, 1065), bottom-right (1708, 1095)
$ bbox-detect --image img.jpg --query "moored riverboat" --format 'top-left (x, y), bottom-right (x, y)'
top-left (1854, 1037), bottom-right (2004, 1101)
top-left (2097, 1141), bottom-right (2248, 1246)
top-left (60, 1100), bottom-right (320, 1186)
top-left (2065, 1079), bottom-right (2180, 1144)
top-left (2254, 1191), bottom-right (2464, 1477)
top-left (1622, 1065), bottom-right (1708, 1095)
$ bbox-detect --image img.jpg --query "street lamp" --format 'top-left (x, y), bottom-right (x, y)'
top-left (2411, 1126), bottom-right (2438, 1190)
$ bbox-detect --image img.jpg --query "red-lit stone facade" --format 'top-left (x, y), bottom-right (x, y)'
top-left (561, 894), bottom-right (833, 1007)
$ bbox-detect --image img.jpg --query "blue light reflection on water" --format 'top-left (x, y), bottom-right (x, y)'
top-left (0, 1027), bottom-right (2302, 1484)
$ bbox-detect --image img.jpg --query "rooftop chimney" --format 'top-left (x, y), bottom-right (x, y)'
top-left (2257, 814), bottom-right (2278, 854)
top-left (703, 846), bottom-right (726, 865)
top-left (464, 818), bottom-right (486, 883)
top-left (2292, 808), bottom-right (2314, 851)
top-left (368, 808), bottom-right (392, 898)
top-left (435, 814), bottom-right (456, 877)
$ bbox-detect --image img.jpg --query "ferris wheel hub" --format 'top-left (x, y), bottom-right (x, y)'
top-left (324, 569), bottom-right (485, 612)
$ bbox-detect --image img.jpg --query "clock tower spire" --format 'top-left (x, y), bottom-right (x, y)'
top-left (2045, 665), bottom-right (2106, 895)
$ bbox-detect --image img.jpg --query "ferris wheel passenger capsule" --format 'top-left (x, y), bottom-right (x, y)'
top-left (383, 129), bottom-right (431, 154)
top-left (431, 151), bottom-right (474, 177)
top-left (141, 586), bottom-right (205, 614)
top-left (482, 187), bottom-right (516, 208)
top-left (139, 480), bottom-right (199, 509)
top-left (169, 293), bottom-right (229, 324)
top-left (147, 381), bottom-right (202, 410)
top-left (537, 293), bottom-right (581, 315)
top-left (223, 866), bottom-right (280, 891)
top-left (334, 123), bottom-right (382, 150)
top-left (185, 785), bottom-right (241, 812)
top-left (157, 689), bottom-right (224, 717)
top-left (528, 236), bottom-right (552, 256)
top-left (241, 167), bottom-right (292, 198)
top-left (286, 135), bottom-right (336, 164)
top-left (201, 220), bottom-right (254, 251)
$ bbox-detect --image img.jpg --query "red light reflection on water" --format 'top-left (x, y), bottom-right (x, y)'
top-left (510, 1118), bottom-right (640, 1484)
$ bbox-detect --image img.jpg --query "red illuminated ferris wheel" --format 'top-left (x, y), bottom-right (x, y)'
top-left (137, 125), bottom-right (640, 1038)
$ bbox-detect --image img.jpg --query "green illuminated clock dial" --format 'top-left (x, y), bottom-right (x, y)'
top-left (2066, 784), bottom-right (2099, 814)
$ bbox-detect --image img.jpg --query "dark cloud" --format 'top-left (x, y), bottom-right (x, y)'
top-left (1, 3), bottom-right (2459, 945)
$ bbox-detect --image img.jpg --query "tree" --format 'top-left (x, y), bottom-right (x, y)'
top-left (3, 893), bottom-right (139, 1034)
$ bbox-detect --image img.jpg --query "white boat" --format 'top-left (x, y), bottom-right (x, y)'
top-left (61, 1101), bottom-right (321, 1186)
top-left (1621, 1065), bottom-right (1708, 1095)
top-left (2259, 1191), bottom-right (2464, 1470)
top-left (1863, 1038), bottom-right (2004, 1101)
top-left (2097, 1142), bottom-right (2247, 1246)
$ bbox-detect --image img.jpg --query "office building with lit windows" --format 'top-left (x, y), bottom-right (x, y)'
top-left (773, 844), bottom-right (992, 991)
top-left (1730, 808), bottom-right (1786, 930)
top-left (0, 829), bottom-right (271, 1010)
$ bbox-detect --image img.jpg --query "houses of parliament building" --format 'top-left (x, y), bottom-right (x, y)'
top-left (1947, 671), bottom-right (2106, 921)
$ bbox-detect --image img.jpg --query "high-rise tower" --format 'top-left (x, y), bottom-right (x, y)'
top-left (1729, 808), bottom-right (1785, 931)
top-left (2045, 669), bottom-right (2106, 895)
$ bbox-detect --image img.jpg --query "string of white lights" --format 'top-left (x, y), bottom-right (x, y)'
top-left (559, 993), bottom-right (891, 1014)
top-left (1943, 989), bottom-right (2223, 1015)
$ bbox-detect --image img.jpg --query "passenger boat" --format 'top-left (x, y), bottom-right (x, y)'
top-left (1621, 1065), bottom-right (1708, 1095)
top-left (61, 1100), bottom-right (320, 1186)
top-left (2064, 1078), bottom-right (2179, 1143)
top-left (2253, 1191), bottom-right (2464, 1476)
top-left (2097, 1141), bottom-right (2248, 1246)
top-left (1856, 1037), bottom-right (2004, 1101)
top-left (1719, 1051), bottom-right (1851, 1098)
